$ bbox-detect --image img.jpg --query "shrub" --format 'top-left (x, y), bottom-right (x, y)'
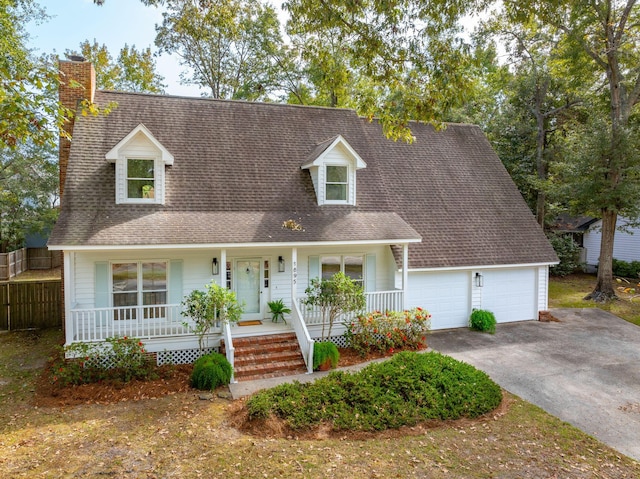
top-left (469, 309), bottom-right (496, 334)
top-left (343, 307), bottom-right (431, 357)
top-left (548, 233), bottom-right (582, 276)
top-left (312, 341), bottom-right (340, 370)
top-left (612, 258), bottom-right (640, 279)
top-left (51, 336), bottom-right (154, 387)
top-left (246, 351), bottom-right (502, 431)
top-left (190, 352), bottom-right (233, 390)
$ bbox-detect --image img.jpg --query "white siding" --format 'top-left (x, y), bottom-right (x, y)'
top-left (115, 133), bottom-right (165, 205)
top-left (583, 217), bottom-right (640, 267)
top-left (406, 271), bottom-right (471, 330)
top-left (481, 268), bottom-right (537, 323)
top-left (537, 266), bottom-right (549, 311)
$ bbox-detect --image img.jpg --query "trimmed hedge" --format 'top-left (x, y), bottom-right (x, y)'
top-left (469, 309), bottom-right (497, 334)
top-left (246, 351), bottom-right (502, 431)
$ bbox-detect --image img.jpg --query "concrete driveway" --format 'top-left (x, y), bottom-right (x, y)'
top-left (429, 308), bottom-right (640, 461)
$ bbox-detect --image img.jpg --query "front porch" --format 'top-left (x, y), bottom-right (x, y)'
top-left (67, 290), bottom-right (404, 344)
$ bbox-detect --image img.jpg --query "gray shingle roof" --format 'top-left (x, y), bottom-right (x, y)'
top-left (49, 91), bottom-right (557, 268)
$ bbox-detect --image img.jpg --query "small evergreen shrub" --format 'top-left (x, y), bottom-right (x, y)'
top-left (190, 352), bottom-right (233, 390)
top-left (469, 309), bottom-right (497, 334)
top-left (312, 341), bottom-right (340, 370)
top-left (547, 233), bottom-right (582, 276)
top-left (343, 307), bottom-right (431, 357)
top-left (246, 351), bottom-right (502, 431)
top-left (612, 258), bottom-right (640, 279)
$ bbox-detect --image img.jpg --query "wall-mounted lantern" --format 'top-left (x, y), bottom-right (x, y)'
top-left (212, 257), bottom-right (219, 275)
top-left (475, 272), bottom-right (484, 288)
top-left (278, 255), bottom-right (285, 273)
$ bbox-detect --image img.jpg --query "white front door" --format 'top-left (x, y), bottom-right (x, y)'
top-left (235, 258), bottom-right (262, 320)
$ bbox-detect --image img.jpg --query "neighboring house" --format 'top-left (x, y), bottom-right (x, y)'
top-left (48, 59), bottom-right (558, 376)
top-left (552, 213), bottom-right (640, 272)
top-left (583, 217), bottom-right (640, 271)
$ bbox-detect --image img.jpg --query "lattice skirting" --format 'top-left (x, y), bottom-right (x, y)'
top-left (315, 335), bottom-right (349, 348)
top-left (157, 347), bottom-right (218, 366)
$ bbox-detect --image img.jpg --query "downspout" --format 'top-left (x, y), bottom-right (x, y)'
top-left (402, 244), bottom-right (409, 310)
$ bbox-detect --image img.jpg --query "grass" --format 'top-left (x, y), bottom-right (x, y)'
top-left (549, 273), bottom-right (640, 326)
top-left (1, 328), bottom-right (639, 477)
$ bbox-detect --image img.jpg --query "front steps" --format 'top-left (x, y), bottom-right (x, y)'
top-left (221, 333), bottom-right (307, 382)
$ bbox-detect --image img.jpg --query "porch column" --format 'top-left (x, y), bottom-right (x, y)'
top-left (291, 248), bottom-right (298, 303)
top-left (402, 244), bottom-right (409, 310)
top-left (220, 249), bottom-right (226, 287)
top-left (64, 251), bottom-right (73, 345)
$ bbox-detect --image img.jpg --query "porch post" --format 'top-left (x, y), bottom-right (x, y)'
top-left (220, 249), bottom-right (226, 287)
top-left (64, 251), bottom-right (73, 345)
top-left (402, 244), bottom-right (409, 310)
top-left (291, 248), bottom-right (298, 303)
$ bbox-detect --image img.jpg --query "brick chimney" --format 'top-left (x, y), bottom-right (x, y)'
top-left (58, 58), bottom-right (96, 199)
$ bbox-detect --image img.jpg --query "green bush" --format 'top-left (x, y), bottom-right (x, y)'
top-left (548, 233), bottom-right (582, 276)
top-left (312, 341), bottom-right (340, 370)
top-left (343, 307), bottom-right (431, 357)
top-left (51, 336), bottom-right (154, 387)
top-left (246, 351), bottom-right (502, 431)
top-left (191, 352), bottom-right (233, 390)
top-left (469, 309), bottom-right (496, 334)
top-left (612, 258), bottom-right (640, 279)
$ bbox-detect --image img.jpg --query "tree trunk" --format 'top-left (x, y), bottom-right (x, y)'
top-left (585, 209), bottom-right (617, 301)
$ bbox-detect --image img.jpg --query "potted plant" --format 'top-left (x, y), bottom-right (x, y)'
top-left (313, 341), bottom-right (340, 371)
top-left (267, 298), bottom-right (291, 323)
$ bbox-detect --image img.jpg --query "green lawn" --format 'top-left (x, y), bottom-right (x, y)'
top-left (549, 273), bottom-right (640, 326)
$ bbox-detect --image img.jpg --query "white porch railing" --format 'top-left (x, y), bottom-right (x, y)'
top-left (291, 300), bottom-right (314, 374)
top-left (69, 304), bottom-right (213, 342)
top-left (299, 290), bottom-right (405, 326)
top-left (222, 321), bottom-right (236, 383)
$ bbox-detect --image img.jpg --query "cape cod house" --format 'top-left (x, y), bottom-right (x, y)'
top-left (48, 60), bottom-right (558, 380)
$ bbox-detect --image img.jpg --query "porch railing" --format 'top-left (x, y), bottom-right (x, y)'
top-left (222, 321), bottom-right (236, 383)
top-left (69, 303), bottom-right (207, 342)
top-left (299, 290), bottom-right (405, 326)
top-left (291, 300), bottom-right (314, 374)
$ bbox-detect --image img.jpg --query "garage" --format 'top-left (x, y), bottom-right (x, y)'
top-left (481, 268), bottom-right (537, 323)
top-left (406, 271), bottom-right (471, 330)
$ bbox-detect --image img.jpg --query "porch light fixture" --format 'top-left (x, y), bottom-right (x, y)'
top-left (475, 272), bottom-right (484, 288)
top-left (212, 257), bottom-right (219, 275)
top-left (278, 256), bottom-right (285, 273)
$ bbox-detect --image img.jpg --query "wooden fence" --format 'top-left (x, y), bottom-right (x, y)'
top-left (27, 248), bottom-right (62, 270)
top-left (0, 280), bottom-right (62, 331)
top-left (0, 248), bottom-right (27, 281)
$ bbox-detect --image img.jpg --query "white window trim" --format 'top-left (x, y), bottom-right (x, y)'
top-left (110, 260), bottom-right (169, 308)
top-left (125, 156), bottom-right (158, 204)
top-left (320, 253), bottom-right (365, 285)
top-left (323, 163), bottom-right (351, 205)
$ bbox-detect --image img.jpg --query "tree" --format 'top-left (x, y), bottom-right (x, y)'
top-left (510, 0), bottom-right (640, 300)
top-left (65, 40), bottom-right (165, 93)
top-left (284, 0), bottom-right (481, 141)
top-left (155, 0), bottom-right (282, 100)
top-left (0, 0), bottom-right (68, 149)
top-left (303, 272), bottom-right (366, 340)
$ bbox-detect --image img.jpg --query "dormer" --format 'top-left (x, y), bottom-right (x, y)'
top-left (301, 135), bottom-right (367, 206)
top-left (105, 124), bottom-right (174, 205)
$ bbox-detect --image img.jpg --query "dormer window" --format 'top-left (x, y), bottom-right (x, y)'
top-left (301, 135), bottom-right (366, 206)
top-left (127, 159), bottom-right (155, 200)
top-left (325, 165), bottom-right (348, 202)
top-left (105, 124), bottom-right (174, 205)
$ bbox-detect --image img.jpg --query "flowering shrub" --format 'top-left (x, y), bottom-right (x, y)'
top-left (50, 336), bottom-right (155, 387)
top-left (343, 307), bottom-right (431, 357)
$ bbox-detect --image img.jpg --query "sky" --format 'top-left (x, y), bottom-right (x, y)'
top-left (26, 0), bottom-right (287, 97)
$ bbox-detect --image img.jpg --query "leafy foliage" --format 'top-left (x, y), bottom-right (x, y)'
top-left (190, 352), bottom-right (233, 390)
top-left (312, 341), bottom-right (339, 370)
top-left (65, 40), bottom-right (166, 93)
top-left (303, 272), bottom-right (366, 340)
top-left (246, 351), bottom-right (502, 431)
top-left (469, 309), bottom-right (497, 334)
top-left (548, 233), bottom-right (582, 277)
top-left (267, 298), bottom-right (291, 323)
top-left (51, 336), bottom-right (155, 386)
top-left (343, 307), bottom-right (431, 357)
top-left (182, 281), bottom-right (243, 350)
top-left (612, 259), bottom-right (640, 280)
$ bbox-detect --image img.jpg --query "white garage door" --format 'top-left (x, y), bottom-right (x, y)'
top-left (482, 268), bottom-right (536, 323)
top-left (407, 271), bottom-right (470, 330)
